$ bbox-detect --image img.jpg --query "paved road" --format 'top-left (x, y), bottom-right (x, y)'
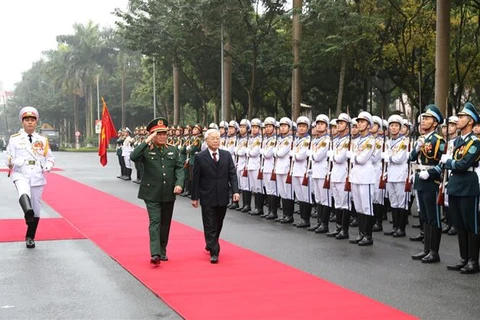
top-left (1, 151), bottom-right (479, 319)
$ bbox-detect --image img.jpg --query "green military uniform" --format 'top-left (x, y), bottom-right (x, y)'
top-left (130, 117), bottom-right (185, 262)
top-left (409, 104), bottom-right (445, 263)
top-left (444, 102), bottom-right (480, 273)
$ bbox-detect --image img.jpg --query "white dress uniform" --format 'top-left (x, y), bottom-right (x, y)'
top-left (235, 134), bottom-right (249, 191)
top-left (331, 134), bottom-right (350, 210)
top-left (311, 133), bottom-right (331, 206)
top-left (274, 133), bottom-right (294, 200)
top-left (350, 133), bottom-right (376, 216)
top-left (122, 134), bottom-right (134, 169)
top-left (247, 133), bottom-right (263, 193)
top-left (225, 133), bottom-right (237, 162)
top-left (385, 135), bottom-right (409, 209)
top-left (292, 133), bottom-right (311, 203)
top-left (372, 135), bottom-right (384, 205)
top-left (7, 131), bottom-right (55, 218)
top-left (262, 133), bottom-right (278, 196)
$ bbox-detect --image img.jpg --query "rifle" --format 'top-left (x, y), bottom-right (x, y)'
top-left (7, 155), bottom-right (12, 177)
top-left (379, 110), bottom-right (388, 189)
top-left (404, 110), bottom-right (415, 192)
top-left (270, 132), bottom-right (278, 181)
top-left (257, 132), bottom-right (265, 180)
top-left (184, 136), bottom-right (191, 169)
top-left (323, 109), bottom-right (333, 189)
top-left (344, 110), bottom-right (352, 192)
top-left (437, 99), bottom-right (449, 205)
top-left (286, 126), bottom-right (296, 184)
top-left (302, 128), bottom-right (312, 186)
top-left (242, 132), bottom-right (250, 177)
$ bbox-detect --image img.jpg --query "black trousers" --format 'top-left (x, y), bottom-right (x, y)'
top-left (449, 195), bottom-right (480, 234)
top-left (201, 205), bottom-right (227, 256)
top-left (417, 190), bottom-right (442, 228)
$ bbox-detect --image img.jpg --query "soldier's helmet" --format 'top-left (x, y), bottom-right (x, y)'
top-left (315, 114), bottom-right (329, 126)
top-left (219, 120), bottom-right (228, 129)
top-left (382, 120), bottom-right (388, 130)
top-left (193, 124), bottom-right (202, 131)
top-left (228, 120), bottom-right (239, 131)
top-left (275, 121), bottom-right (280, 128)
top-left (279, 117), bottom-right (292, 127)
top-left (292, 122), bottom-right (297, 130)
top-left (239, 119), bottom-right (251, 130)
top-left (351, 117), bottom-right (358, 126)
top-left (357, 111), bottom-right (373, 126)
top-left (402, 119), bottom-right (411, 129)
top-left (448, 116), bottom-right (459, 124)
top-left (19, 106), bottom-right (39, 121)
top-left (251, 118), bottom-right (262, 127)
top-left (330, 119), bottom-right (338, 126)
top-left (372, 116), bottom-right (382, 128)
top-left (388, 114), bottom-right (404, 125)
top-left (264, 117), bottom-right (276, 126)
top-left (337, 113), bottom-right (351, 123)
top-left (208, 123), bottom-right (219, 130)
top-left (296, 116), bottom-right (311, 128)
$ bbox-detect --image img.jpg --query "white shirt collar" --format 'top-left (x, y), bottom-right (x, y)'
top-left (208, 148), bottom-right (219, 160)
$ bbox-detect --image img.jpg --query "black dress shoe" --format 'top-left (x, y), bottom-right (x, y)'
top-left (409, 234), bottom-right (424, 242)
top-left (249, 209), bottom-right (263, 216)
top-left (421, 252), bottom-right (440, 263)
top-left (447, 259), bottom-right (468, 271)
top-left (260, 212), bottom-right (270, 218)
top-left (392, 230), bottom-right (406, 238)
top-left (335, 230), bottom-right (349, 240)
top-left (442, 225), bottom-right (451, 233)
top-left (358, 237), bottom-right (373, 246)
top-left (307, 223), bottom-right (321, 231)
top-left (210, 255), bottom-right (219, 264)
top-left (411, 224), bottom-right (421, 229)
top-left (275, 216), bottom-right (284, 222)
top-left (229, 203), bottom-right (239, 210)
top-left (372, 223), bottom-right (383, 232)
top-left (160, 254), bottom-right (168, 261)
top-left (241, 206), bottom-right (251, 213)
top-left (349, 218), bottom-right (358, 227)
top-left (326, 229), bottom-right (340, 237)
top-left (265, 213), bottom-right (278, 220)
top-left (448, 227), bottom-right (457, 236)
top-left (296, 220), bottom-right (310, 228)
top-left (460, 261), bottom-right (480, 274)
top-left (314, 225), bottom-right (329, 234)
top-left (150, 255), bottom-right (161, 265)
top-left (384, 229), bottom-right (397, 236)
top-left (280, 216), bottom-right (294, 224)
top-left (26, 238), bottom-right (35, 249)
top-left (411, 250), bottom-right (429, 260)
top-left (349, 235), bottom-right (363, 244)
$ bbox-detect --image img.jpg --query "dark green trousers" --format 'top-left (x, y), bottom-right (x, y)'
top-left (145, 200), bottom-right (175, 256)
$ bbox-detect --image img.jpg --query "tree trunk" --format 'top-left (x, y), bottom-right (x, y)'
top-left (336, 54), bottom-right (346, 115)
top-left (121, 69), bottom-right (126, 128)
top-left (291, 0), bottom-right (302, 121)
top-left (173, 59), bottom-right (180, 125)
top-left (247, 44), bottom-right (258, 119)
top-left (224, 41), bottom-right (232, 122)
top-left (434, 0), bottom-right (450, 114)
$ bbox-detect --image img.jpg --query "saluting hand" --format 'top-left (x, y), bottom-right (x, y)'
top-left (145, 132), bottom-right (157, 144)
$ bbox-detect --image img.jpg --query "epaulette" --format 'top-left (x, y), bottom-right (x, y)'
top-left (434, 134), bottom-right (444, 140)
top-left (471, 135), bottom-right (478, 141)
top-left (167, 143), bottom-right (175, 147)
top-left (11, 133), bottom-right (21, 137)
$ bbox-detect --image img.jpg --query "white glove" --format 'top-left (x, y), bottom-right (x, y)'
top-left (415, 137), bottom-right (425, 151)
top-left (326, 150), bottom-right (334, 159)
top-left (306, 150), bottom-right (312, 158)
top-left (381, 152), bottom-right (390, 163)
top-left (418, 170), bottom-right (429, 180)
top-left (13, 157), bottom-right (25, 167)
top-left (346, 151), bottom-right (354, 159)
top-left (44, 164), bottom-right (52, 172)
top-left (186, 146), bottom-right (191, 151)
top-left (289, 150), bottom-right (295, 157)
top-left (259, 149), bottom-right (264, 156)
top-left (245, 148), bottom-right (251, 155)
top-left (440, 154), bottom-right (452, 164)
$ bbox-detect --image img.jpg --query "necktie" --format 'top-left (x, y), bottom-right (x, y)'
top-left (213, 152), bottom-right (217, 162)
top-left (28, 134), bottom-right (33, 143)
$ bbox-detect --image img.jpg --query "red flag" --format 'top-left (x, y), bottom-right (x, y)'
top-left (98, 98), bottom-right (117, 166)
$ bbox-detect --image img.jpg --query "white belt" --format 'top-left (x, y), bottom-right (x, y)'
top-left (413, 164), bottom-right (435, 171)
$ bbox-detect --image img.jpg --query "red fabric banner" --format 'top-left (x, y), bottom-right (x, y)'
top-left (98, 98), bottom-right (116, 166)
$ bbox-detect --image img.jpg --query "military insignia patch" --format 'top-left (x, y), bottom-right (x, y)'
top-left (424, 142), bottom-right (432, 152)
top-left (400, 143), bottom-right (407, 150)
top-left (366, 144), bottom-right (372, 149)
top-left (320, 141), bottom-right (326, 147)
top-left (375, 142), bottom-right (381, 149)
top-left (468, 146), bottom-right (477, 154)
top-left (284, 140), bottom-right (289, 146)
top-left (304, 141), bottom-right (309, 147)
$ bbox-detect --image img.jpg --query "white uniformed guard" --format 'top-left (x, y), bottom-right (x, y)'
top-left (6, 106), bottom-right (55, 249)
top-left (326, 113), bottom-right (351, 238)
top-left (247, 118), bottom-right (264, 215)
top-left (383, 114), bottom-right (409, 237)
top-left (348, 111), bottom-right (376, 246)
top-left (291, 116), bottom-right (312, 227)
top-left (226, 120), bottom-right (240, 210)
top-left (275, 117), bottom-right (295, 223)
top-left (309, 114), bottom-right (332, 233)
top-left (122, 127), bottom-right (134, 180)
top-left (235, 119), bottom-right (252, 212)
top-left (260, 117), bottom-right (280, 219)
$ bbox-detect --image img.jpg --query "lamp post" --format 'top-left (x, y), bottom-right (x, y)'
top-left (3, 92), bottom-right (8, 136)
top-left (96, 75), bottom-right (100, 121)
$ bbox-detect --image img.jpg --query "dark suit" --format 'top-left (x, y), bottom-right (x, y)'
top-left (191, 148), bottom-right (239, 256)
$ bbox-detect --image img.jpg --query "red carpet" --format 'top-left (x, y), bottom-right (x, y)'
top-left (0, 218), bottom-right (86, 242)
top-left (0, 168), bottom-right (63, 173)
top-left (42, 173), bottom-right (416, 320)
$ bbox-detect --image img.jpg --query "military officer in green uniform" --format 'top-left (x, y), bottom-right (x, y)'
top-left (441, 102), bottom-right (480, 274)
top-left (409, 104), bottom-right (445, 263)
top-left (186, 124), bottom-right (203, 194)
top-left (130, 117), bottom-right (185, 265)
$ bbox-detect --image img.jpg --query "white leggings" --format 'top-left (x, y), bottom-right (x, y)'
top-left (14, 179), bottom-right (44, 218)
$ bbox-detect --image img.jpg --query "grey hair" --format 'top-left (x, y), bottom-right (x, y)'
top-left (204, 128), bottom-right (220, 140)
